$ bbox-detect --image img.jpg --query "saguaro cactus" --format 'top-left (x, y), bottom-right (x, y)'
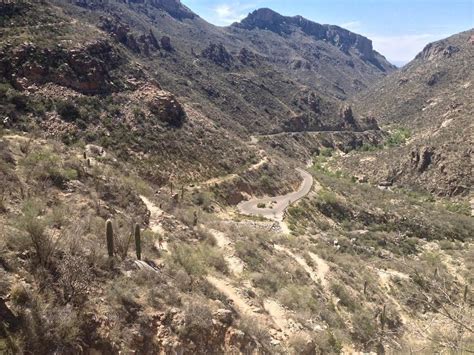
top-left (134, 223), bottom-right (141, 260)
top-left (193, 211), bottom-right (198, 227)
top-left (106, 219), bottom-right (114, 257)
top-left (380, 304), bottom-right (386, 331)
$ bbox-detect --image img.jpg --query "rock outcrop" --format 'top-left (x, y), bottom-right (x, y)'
top-left (148, 91), bottom-right (186, 127)
top-left (1, 40), bottom-right (123, 94)
top-left (234, 8), bottom-right (380, 63)
top-left (201, 43), bottom-right (233, 68)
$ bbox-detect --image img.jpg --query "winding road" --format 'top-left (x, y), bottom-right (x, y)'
top-left (237, 168), bottom-right (314, 221)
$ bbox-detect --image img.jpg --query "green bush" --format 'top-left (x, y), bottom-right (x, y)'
top-left (56, 101), bottom-right (81, 122)
top-left (20, 148), bottom-right (78, 187)
top-left (386, 127), bottom-right (411, 147)
top-left (319, 147), bottom-right (334, 157)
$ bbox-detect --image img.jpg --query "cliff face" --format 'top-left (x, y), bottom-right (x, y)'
top-left (234, 8), bottom-right (383, 64)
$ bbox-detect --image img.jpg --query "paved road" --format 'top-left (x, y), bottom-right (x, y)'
top-left (237, 168), bottom-right (314, 221)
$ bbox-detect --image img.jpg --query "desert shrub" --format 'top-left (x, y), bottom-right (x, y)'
top-left (276, 285), bottom-right (317, 312)
top-left (56, 100), bottom-right (81, 122)
top-left (331, 283), bottom-right (358, 312)
top-left (288, 333), bottom-right (315, 354)
top-left (57, 254), bottom-right (92, 304)
top-left (239, 314), bottom-right (272, 349)
top-left (113, 219), bottom-right (133, 260)
top-left (179, 299), bottom-right (213, 344)
top-left (351, 312), bottom-right (378, 348)
top-left (257, 203), bottom-right (266, 209)
top-left (192, 191), bottom-right (213, 211)
top-left (20, 298), bottom-right (83, 353)
top-left (10, 284), bottom-right (30, 306)
top-left (445, 201), bottom-right (471, 216)
top-left (386, 127), bottom-right (411, 147)
top-left (319, 147), bottom-right (334, 157)
top-left (313, 330), bottom-right (344, 354)
top-left (20, 149), bottom-right (78, 188)
top-left (235, 240), bottom-right (265, 272)
top-left (169, 243), bottom-right (227, 276)
top-left (16, 200), bottom-right (59, 267)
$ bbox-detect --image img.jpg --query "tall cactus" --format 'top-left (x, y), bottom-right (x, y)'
top-left (106, 219), bottom-right (114, 257)
top-left (380, 304), bottom-right (386, 331)
top-left (134, 223), bottom-right (141, 260)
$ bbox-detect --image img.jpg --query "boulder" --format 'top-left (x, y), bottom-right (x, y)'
top-left (213, 309), bottom-right (233, 325)
top-left (148, 91), bottom-right (186, 127)
top-left (160, 36), bottom-right (173, 51)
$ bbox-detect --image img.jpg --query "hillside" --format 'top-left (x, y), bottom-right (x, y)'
top-left (0, 1), bottom-right (473, 354)
top-left (336, 30), bottom-right (474, 197)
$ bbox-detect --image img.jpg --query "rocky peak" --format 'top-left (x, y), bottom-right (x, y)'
top-left (234, 9), bottom-right (380, 63)
top-left (415, 41), bottom-right (460, 61)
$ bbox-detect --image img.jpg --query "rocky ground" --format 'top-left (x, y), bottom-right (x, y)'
top-left (0, 1), bottom-right (472, 354)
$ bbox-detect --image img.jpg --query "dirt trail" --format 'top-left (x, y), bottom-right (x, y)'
top-left (308, 252), bottom-right (330, 288)
top-left (374, 267), bottom-right (411, 324)
top-left (263, 299), bottom-right (302, 337)
top-left (209, 229), bottom-right (245, 276)
top-left (423, 242), bottom-right (467, 283)
top-left (207, 276), bottom-right (263, 316)
top-left (199, 153), bottom-right (268, 187)
top-left (274, 245), bottom-right (321, 285)
top-left (140, 195), bottom-right (168, 250)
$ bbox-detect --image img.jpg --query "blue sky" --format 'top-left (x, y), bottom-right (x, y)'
top-left (181, 0), bottom-right (474, 66)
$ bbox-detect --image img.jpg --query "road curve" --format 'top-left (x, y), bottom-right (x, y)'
top-left (237, 168), bottom-right (313, 221)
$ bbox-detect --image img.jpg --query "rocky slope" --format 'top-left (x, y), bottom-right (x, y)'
top-left (0, 0), bottom-right (392, 192)
top-left (336, 30), bottom-right (473, 197)
top-left (229, 8), bottom-right (395, 98)
top-left (1, 1), bottom-right (472, 354)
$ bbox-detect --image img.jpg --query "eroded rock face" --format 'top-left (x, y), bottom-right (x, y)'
top-left (99, 17), bottom-right (160, 55)
top-left (148, 91), bottom-right (186, 127)
top-left (416, 42), bottom-right (460, 61)
top-left (1, 40), bottom-right (122, 94)
top-left (160, 36), bottom-right (173, 51)
top-left (411, 146), bottom-right (436, 173)
top-left (237, 48), bottom-right (259, 66)
top-left (201, 43), bottom-right (233, 68)
top-left (235, 8), bottom-right (377, 61)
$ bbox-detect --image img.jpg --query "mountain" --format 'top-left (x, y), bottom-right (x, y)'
top-left (336, 30), bottom-right (474, 196)
top-left (1, 1), bottom-right (473, 354)
top-left (229, 8), bottom-right (395, 98)
top-left (0, 0), bottom-right (394, 189)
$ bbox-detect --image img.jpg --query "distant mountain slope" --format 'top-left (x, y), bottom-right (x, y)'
top-left (337, 30), bottom-right (474, 196)
top-left (229, 8), bottom-right (395, 99)
top-left (0, 0), bottom-right (391, 188)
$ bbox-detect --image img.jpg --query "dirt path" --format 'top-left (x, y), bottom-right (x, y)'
top-left (140, 195), bottom-right (168, 250)
top-left (274, 245), bottom-right (321, 285)
top-left (198, 153), bottom-right (268, 187)
top-left (207, 276), bottom-right (263, 316)
top-left (210, 229), bottom-right (245, 276)
top-left (237, 168), bottom-right (314, 221)
top-left (308, 252), bottom-right (330, 288)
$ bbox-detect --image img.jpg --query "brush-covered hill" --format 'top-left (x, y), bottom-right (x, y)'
top-left (335, 30), bottom-right (474, 197)
top-left (3, 1), bottom-right (473, 354)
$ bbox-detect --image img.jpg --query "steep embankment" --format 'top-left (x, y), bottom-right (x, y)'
top-left (336, 30), bottom-right (473, 197)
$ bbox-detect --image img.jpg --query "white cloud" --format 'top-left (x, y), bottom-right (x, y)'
top-left (369, 33), bottom-right (448, 65)
top-left (340, 21), bottom-right (362, 31)
top-left (212, 2), bottom-right (256, 26)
